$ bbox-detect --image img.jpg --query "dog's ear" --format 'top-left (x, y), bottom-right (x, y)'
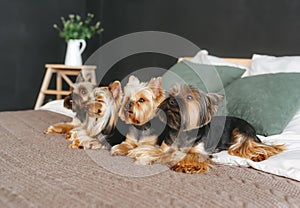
top-left (169, 83), bottom-right (180, 96)
top-left (196, 92), bottom-right (224, 127)
top-left (76, 72), bottom-right (85, 83)
top-left (148, 77), bottom-right (164, 100)
top-left (76, 72), bottom-right (92, 83)
top-left (205, 93), bottom-right (224, 116)
top-left (84, 72), bottom-right (92, 83)
top-left (109, 81), bottom-right (123, 104)
top-left (128, 75), bottom-right (140, 85)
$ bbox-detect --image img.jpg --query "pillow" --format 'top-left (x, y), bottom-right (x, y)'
top-left (282, 108), bottom-right (300, 135)
top-left (162, 60), bottom-right (245, 93)
top-left (251, 54), bottom-right (300, 76)
top-left (216, 73), bottom-right (300, 136)
top-left (190, 50), bottom-right (249, 71)
top-left (38, 99), bottom-right (75, 117)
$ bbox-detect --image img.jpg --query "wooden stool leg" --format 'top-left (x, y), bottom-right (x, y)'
top-left (34, 68), bottom-right (53, 110)
top-left (56, 72), bottom-right (62, 100)
top-left (91, 70), bottom-right (97, 85)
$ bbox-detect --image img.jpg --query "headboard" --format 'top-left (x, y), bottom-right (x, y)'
top-left (178, 57), bottom-right (252, 68)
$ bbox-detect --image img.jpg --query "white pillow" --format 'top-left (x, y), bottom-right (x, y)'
top-left (251, 54), bottom-right (300, 76)
top-left (282, 108), bottom-right (300, 135)
top-left (37, 99), bottom-right (75, 118)
top-left (190, 50), bottom-right (249, 71)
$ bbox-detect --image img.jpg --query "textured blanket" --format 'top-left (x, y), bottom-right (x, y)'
top-left (0, 110), bottom-right (300, 207)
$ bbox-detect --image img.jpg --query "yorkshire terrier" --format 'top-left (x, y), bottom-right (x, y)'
top-left (44, 72), bottom-right (95, 138)
top-left (110, 75), bottom-right (165, 158)
top-left (136, 83), bottom-right (285, 173)
top-left (69, 81), bottom-right (123, 149)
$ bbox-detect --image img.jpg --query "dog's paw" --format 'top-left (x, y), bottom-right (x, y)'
top-left (128, 145), bottom-right (162, 165)
top-left (111, 143), bottom-right (133, 156)
top-left (44, 126), bottom-right (59, 134)
top-left (44, 124), bottom-right (75, 135)
top-left (65, 132), bottom-right (72, 140)
top-left (82, 140), bottom-right (106, 150)
top-left (67, 132), bottom-right (79, 142)
top-left (170, 153), bottom-right (212, 174)
top-left (68, 139), bottom-right (84, 149)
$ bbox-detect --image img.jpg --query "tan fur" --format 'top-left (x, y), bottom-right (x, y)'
top-left (111, 75), bottom-right (164, 157)
top-left (111, 141), bottom-right (138, 156)
top-left (44, 72), bottom-right (95, 137)
top-left (132, 141), bottom-right (186, 166)
top-left (171, 153), bottom-right (212, 174)
top-left (168, 84), bottom-right (223, 130)
top-left (44, 123), bottom-right (75, 135)
top-left (228, 129), bottom-right (285, 162)
top-left (119, 76), bottom-right (164, 126)
top-left (69, 81), bottom-right (123, 149)
top-left (136, 83), bottom-right (284, 174)
top-left (68, 138), bottom-right (82, 149)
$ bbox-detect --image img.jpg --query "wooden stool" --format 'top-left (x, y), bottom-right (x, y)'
top-left (34, 64), bottom-right (97, 110)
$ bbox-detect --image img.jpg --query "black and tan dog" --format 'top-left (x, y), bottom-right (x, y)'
top-left (69, 81), bottom-right (123, 149)
top-left (110, 75), bottom-right (165, 157)
top-left (135, 83), bottom-right (285, 173)
top-left (44, 72), bottom-right (96, 138)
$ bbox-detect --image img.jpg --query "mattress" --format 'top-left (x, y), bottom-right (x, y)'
top-left (1, 109), bottom-right (300, 207)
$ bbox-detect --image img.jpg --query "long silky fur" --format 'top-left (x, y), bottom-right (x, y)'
top-left (44, 72), bottom-right (96, 136)
top-left (228, 129), bottom-right (285, 162)
top-left (69, 81), bottom-right (122, 149)
top-left (111, 76), bottom-right (165, 156)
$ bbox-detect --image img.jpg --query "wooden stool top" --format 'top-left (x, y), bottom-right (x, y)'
top-left (45, 64), bottom-right (97, 70)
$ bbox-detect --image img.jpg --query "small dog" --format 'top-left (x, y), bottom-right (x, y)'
top-left (44, 72), bottom-right (95, 138)
top-left (135, 83), bottom-right (285, 173)
top-left (69, 80), bottom-right (123, 149)
top-left (110, 75), bottom-right (165, 157)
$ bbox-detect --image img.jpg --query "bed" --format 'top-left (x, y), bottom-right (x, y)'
top-left (1, 52), bottom-right (300, 207)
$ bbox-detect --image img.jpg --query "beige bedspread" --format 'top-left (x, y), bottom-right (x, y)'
top-left (0, 110), bottom-right (300, 207)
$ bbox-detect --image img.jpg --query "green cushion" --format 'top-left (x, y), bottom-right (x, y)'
top-left (162, 60), bottom-right (245, 93)
top-left (216, 73), bottom-right (300, 136)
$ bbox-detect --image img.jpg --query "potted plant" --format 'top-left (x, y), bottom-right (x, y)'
top-left (53, 13), bottom-right (104, 66)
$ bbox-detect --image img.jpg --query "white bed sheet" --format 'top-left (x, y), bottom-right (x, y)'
top-left (38, 100), bottom-right (300, 181)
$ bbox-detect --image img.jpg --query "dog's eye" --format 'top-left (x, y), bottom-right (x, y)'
top-left (80, 89), bottom-right (87, 95)
top-left (138, 98), bottom-right (145, 103)
top-left (186, 95), bottom-right (193, 100)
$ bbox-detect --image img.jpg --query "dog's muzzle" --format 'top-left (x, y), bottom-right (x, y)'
top-left (125, 101), bottom-right (133, 112)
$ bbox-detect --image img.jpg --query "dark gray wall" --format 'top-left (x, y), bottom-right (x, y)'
top-left (2, 0), bottom-right (300, 110)
top-left (87, 0), bottom-right (300, 86)
top-left (100, 0), bottom-right (300, 57)
top-left (0, 0), bottom-right (88, 111)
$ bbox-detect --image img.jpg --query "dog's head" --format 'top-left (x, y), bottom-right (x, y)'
top-left (119, 75), bottom-right (164, 126)
top-left (85, 80), bottom-right (123, 135)
top-left (158, 84), bottom-right (223, 131)
top-left (70, 72), bottom-right (96, 121)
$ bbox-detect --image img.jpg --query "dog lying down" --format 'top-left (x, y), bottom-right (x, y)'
top-left (131, 83), bottom-right (285, 174)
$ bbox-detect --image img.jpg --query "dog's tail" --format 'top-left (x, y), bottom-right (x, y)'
top-left (228, 128), bottom-right (285, 162)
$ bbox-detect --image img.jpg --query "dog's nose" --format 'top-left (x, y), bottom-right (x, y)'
top-left (72, 93), bottom-right (80, 101)
top-left (169, 97), bottom-right (176, 106)
top-left (125, 101), bottom-right (133, 110)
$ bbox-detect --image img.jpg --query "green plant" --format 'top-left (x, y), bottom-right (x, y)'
top-left (53, 13), bottom-right (104, 42)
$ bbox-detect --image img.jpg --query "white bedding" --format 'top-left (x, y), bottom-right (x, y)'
top-left (38, 101), bottom-right (300, 182)
top-left (212, 134), bottom-right (300, 182)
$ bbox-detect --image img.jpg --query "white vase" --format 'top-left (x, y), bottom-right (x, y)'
top-left (64, 39), bottom-right (86, 66)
